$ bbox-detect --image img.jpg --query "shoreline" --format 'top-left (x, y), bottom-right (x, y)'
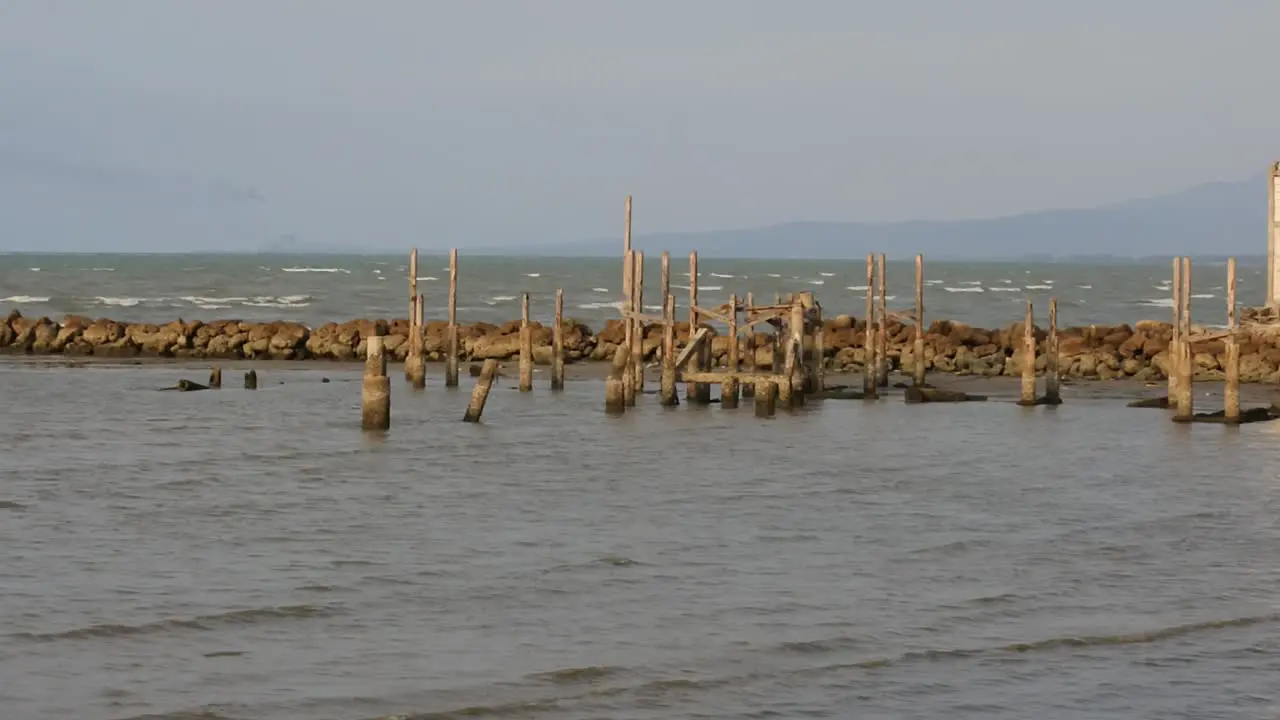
top-left (7, 308), bottom-right (1280, 384)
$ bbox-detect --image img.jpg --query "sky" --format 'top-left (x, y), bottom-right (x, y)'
top-left (2, 1), bottom-right (1279, 251)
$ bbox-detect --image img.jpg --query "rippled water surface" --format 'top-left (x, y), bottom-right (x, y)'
top-left (0, 253), bottom-right (1264, 329)
top-left (2, 362), bottom-right (1280, 719)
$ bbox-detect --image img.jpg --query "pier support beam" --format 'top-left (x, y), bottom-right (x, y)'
top-left (1174, 257), bottom-right (1194, 421)
top-left (462, 359), bottom-right (497, 423)
top-left (446, 248), bottom-right (460, 387)
top-left (1226, 257), bottom-right (1240, 423)
top-left (362, 336), bottom-right (390, 430)
top-left (1269, 164), bottom-right (1280, 308)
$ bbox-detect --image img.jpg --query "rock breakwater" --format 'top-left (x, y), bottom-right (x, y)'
top-left (7, 309), bottom-right (1280, 382)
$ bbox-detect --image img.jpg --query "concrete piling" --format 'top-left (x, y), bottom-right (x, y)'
top-left (361, 336), bottom-right (390, 430)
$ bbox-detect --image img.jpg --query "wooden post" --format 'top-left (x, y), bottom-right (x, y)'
top-left (1018, 300), bottom-right (1036, 406)
top-left (1169, 257), bottom-right (1181, 398)
top-left (754, 380), bottom-right (777, 417)
top-left (863, 254), bottom-right (877, 397)
top-left (632, 250), bottom-right (645, 397)
top-left (519, 292), bottom-right (533, 392)
top-left (244, 369), bottom-right (257, 390)
top-left (551, 288), bottom-right (565, 391)
top-left (1175, 257), bottom-right (1193, 420)
top-left (877, 253), bottom-right (888, 387)
top-left (406, 300), bottom-right (426, 389)
top-left (742, 291), bottom-right (756, 397)
top-left (1269, 165), bottom-right (1280, 308)
top-left (622, 199), bottom-right (634, 405)
top-left (913, 254), bottom-right (926, 387)
top-left (606, 343), bottom-right (629, 414)
top-left (362, 336), bottom-right (390, 430)
top-left (408, 247), bottom-right (418, 328)
top-left (719, 292), bottom-right (740, 408)
top-left (446, 248), bottom-right (460, 387)
top-left (462, 359), bottom-right (498, 423)
top-left (789, 297), bottom-right (806, 406)
top-left (1225, 257), bottom-right (1240, 423)
top-left (691, 251), bottom-right (712, 404)
top-left (1044, 297), bottom-right (1061, 404)
top-left (660, 293), bottom-right (679, 406)
top-left (812, 301), bottom-right (825, 393)
top-left (686, 250), bottom-right (700, 401)
top-left (208, 367), bottom-right (222, 389)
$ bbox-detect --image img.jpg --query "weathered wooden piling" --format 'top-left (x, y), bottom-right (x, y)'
top-left (1018, 300), bottom-right (1036, 406)
top-left (209, 367), bottom-right (222, 389)
top-left (361, 336), bottom-right (390, 430)
top-left (462, 358), bottom-right (498, 423)
top-left (446, 248), bottom-right (460, 387)
top-left (863, 255), bottom-right (877, 397)
top-left (606, 343), bottom-right (629, 414)
top-left (244, 369), bottom-right (258, 390)
top-left (877, 253), bottom-right (888, 387)
top-left (1169, 257), bottom-right (1181, 400)
top-left (660, 292), bottom-right (679, 406)
top-left (754, 380), bottom-right (777, 417)
top-left (1174, 257), bottom-right (1193, 421)
top-left (622, 250), bottom-right (636, 405)
top-left (406, 294), bottom-right (427, 389)
top-left (406, 249), bottom-right (420, 382)
top-left (812, 300), bottom-right (825, 393)
top-left (1044, 297), bottom-right (1062, 404)
top-left (721, 292), bottom-right (741, 408)
top-left (742, 291), bottom-right (756, 397)
top-left (551, 288), bottom-right (565, 391)
top-left (1225, 258), bottom-right (1240, 423)
top-left (913, 254), bottom-right (926, 387)
top-left (690, 251), bottom-right (712, 404)
top-left (632, 250), bottom-right (646, 397)
top-left (789, 297), bottom-right (806, 407)
top-left (519, 293), bottom-right (533, 392)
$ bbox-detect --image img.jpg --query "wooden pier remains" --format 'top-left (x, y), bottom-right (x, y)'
top-left (361, 335), bottom-right (390, 430)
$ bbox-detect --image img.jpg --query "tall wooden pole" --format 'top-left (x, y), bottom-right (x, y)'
top-left (446, 248), bottom-right (460, 387)
top-left (743, 291), bottom-right (757, 388)
top-left (632, 250), bottom-right (645, 397)
top-left (722, 293), bottom-right (740, 408)
top-left (688, 250), bottom-right (704, 403)
top-left (1269, 166), bottom-right (1279, 308)
top-left (406, 248), bottom-right (420, 382)
top-left (1018, 300), bottom-right (1036, 406)
top-left (863, 254), bottom-right (877, 397)
top-left (1169, 257), bottom-right (1181, 399)
top-left (913, 253), bottom-right (925, 387)
top-left (1045, 297), bottom-right (1061, 404)
top-left (551, 288), bottom-right (565, 391)
top-left (1175, 257), bottom-right (1193, 420)
top-left (877, 253), bottom-right (888, 387)
top-left (621, 250), bottom-right (635, 405)
top-left (660, 293), bottom-right (679, 406)
top-left (519, 293), bottom-right (533, 392)
top-left (1225, 257), bottom-right (1240, 423)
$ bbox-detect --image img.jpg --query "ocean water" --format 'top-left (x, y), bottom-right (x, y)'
top-left (2, 362), bottom-right (1279, 719)
top-left (0, 253), bottom-right (1262, 330)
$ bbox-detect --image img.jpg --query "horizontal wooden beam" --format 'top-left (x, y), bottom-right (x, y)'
top-left (680, 370), bottom-right (792, 385)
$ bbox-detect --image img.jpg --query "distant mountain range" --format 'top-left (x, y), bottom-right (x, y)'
top-left (483, 175), bottom-right (1267, 260)
top-left (0, 148), bottom-right (1270, 260)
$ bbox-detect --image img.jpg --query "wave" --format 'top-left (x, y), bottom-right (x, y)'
top-left (1, 295), bottom-right (50, 303)
top-left (808, 280), bottom-right (825, 285)
top-left (577, 301), bottom-right (623, 310)
top-left (945, 286), bottom-right (984, 293)
top-left (95, 296), bottom-right (145, 307)
top-left (281, 267), bottom-right (351, 274)
top-left (591, 287), bottom-right (610, 293)
top-left (13, 604), bottom-right (341, 642)
top-left (242, 294), bottom-right (312, 309)
top-left (1078, 285), bottom-right (1093, 289)
top-left (1024, 285), bottom-right (1053, 290)
top-left (91, 267), bottom-right (115, 272)
top-left (846, 285), bottom-right (868, 291)
top-left (417, 276), bottom-right (438, 281)
top-left (709, 272), bottom-right (735, 278)
top-left (484, 296), bottom-right (518, 305)
top-left (989, 287), bottom-right (1020, 292)
top-left (1139, 298), bottom-right (1176, 308)
top-left (960, 280), bottom-right (983, 285)
top-left (818, 272), bottom-right (835, 277)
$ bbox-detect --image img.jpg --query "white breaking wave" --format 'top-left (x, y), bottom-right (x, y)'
top-left (808, 280), bottom-right (825, 285)
top-left (577, 301), bottom-right (623, 310)
top-left (2, 295), bottom-right (50, 303)
top-left (1140, 298), bottom-right (1175, 308)
top-left (526, 273), bottom-right (541, 278)
top-left (96, 296), bottom-right (144, 307)
top-left (592, 287), bottom-right (610, 293)
top-left (484, 295), bottom-right (517, 305)
top-left (819, 272), bottom-right (835, 277)
top-left (710, 272), bottom-right (735, 278)
top-left (281, 267), bottom-right (351, 274)
top-left (989, 287), bottom-right (1020, 292)
top-left (945, 286), bottom-right (984, 293)
top-left (1078, 285), bottom-right (1093, 289)
top-left (1024, 285), bottom-right (1053, 290)
top-left (846, 285), bottom-right (868, 291)
top-left (417, 276), bottom-right (438, 281)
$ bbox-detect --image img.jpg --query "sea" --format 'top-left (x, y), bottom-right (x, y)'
top-left (0, 253), bottom-right (1265, 330)
top-left (2, 253), bottom-right (1279, 720)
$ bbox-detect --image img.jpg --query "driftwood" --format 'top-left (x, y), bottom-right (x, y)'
top-left (162, 379), bottom-right (209, 392)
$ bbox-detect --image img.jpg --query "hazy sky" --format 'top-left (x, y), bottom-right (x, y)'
top-left (2, 1), bottom-right (1278, 250)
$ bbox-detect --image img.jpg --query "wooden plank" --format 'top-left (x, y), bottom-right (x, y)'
top-left (674, 327), bottom-right (710, 371)
top-left (680, 370), bottom-right (791, 385)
